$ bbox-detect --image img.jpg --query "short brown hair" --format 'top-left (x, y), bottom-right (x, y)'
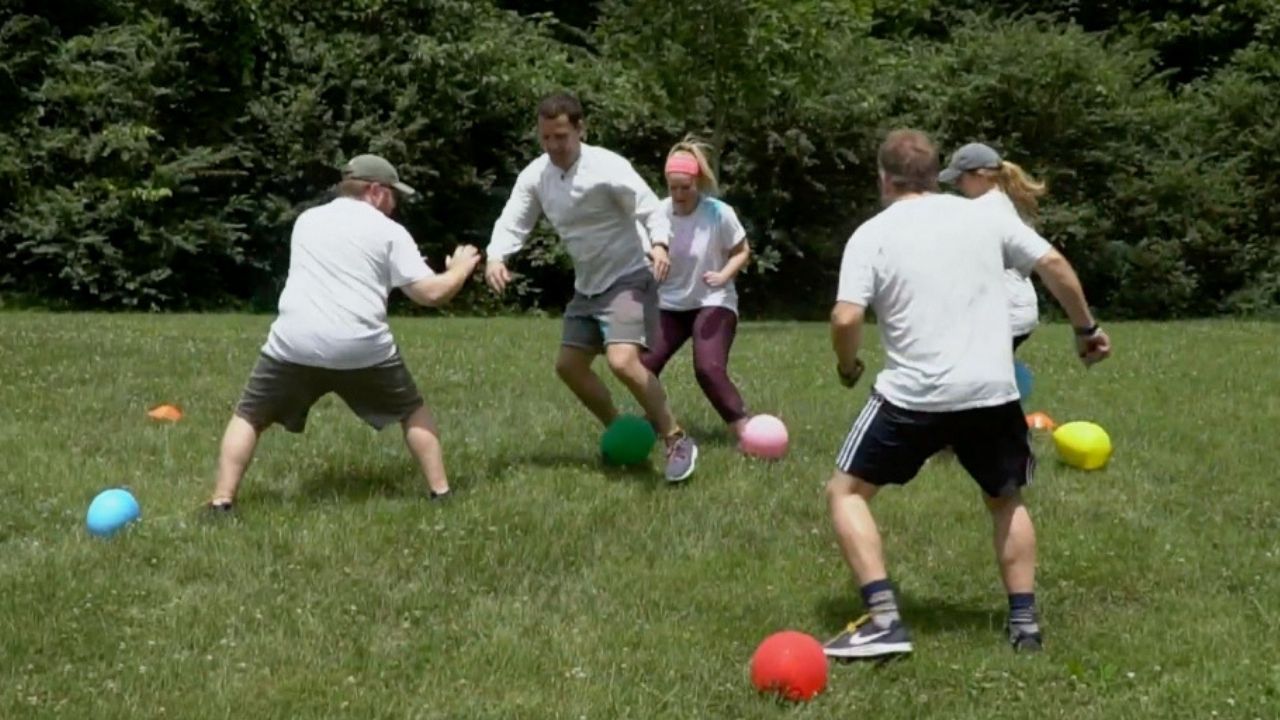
top-left (335, 178), bottom-right (372, 198)
top-left (537, 90), bottom-right (584, 125)
top-left (878, 129), bottom-right (940, 193)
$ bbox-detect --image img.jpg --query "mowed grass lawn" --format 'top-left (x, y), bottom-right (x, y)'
top-left (1, 313), bottom-right (1278, 719)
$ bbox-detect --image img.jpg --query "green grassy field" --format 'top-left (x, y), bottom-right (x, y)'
top-left (1, 314), bottom-right (1278, 719)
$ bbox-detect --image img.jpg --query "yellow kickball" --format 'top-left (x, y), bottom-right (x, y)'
top-left (1052, 421), bottom-right (1113, 470)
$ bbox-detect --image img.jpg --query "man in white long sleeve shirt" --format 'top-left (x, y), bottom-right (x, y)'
top-left (485, 91), bottom-right (698, 483)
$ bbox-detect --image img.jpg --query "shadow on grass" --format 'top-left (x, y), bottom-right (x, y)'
top-left (682, 422), bottom-right (739, 449)
top-left (483, 450), bottom-right (665, 486)
top-left (816, 590), bottom-right (1001, 638)
top-left (295, 460), bottom-right (421, 502)
top-left (237, 448), bottom-right (669, 509)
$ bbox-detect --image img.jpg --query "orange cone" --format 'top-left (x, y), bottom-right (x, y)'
top-left (147, 404), bottom-right (183, 422)
top-left (1025, 411), bottom-right (1056, 431)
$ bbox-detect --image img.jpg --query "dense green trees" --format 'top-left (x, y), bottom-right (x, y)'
top-left (1, 0), bottom-right (1275, 316)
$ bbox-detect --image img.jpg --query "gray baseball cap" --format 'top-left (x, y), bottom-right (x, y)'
top-left (341, 154), bottom-right (417, 196)
top-left (938, 142), bottom-right (1002, 183)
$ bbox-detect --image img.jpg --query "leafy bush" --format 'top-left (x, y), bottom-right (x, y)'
top-left (0, 1), bottom-right (1276, 317)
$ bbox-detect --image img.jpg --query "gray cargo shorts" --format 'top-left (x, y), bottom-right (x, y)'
top-left (234, 352), bottom-right (424, 433)
top-left (562, 267), bottom-right (660, 352)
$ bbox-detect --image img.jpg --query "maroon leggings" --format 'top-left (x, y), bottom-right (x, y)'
top-left (641, 306), bottom-right (747, 423)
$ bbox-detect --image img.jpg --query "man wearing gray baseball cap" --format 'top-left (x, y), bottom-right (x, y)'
top-left (342, 153), bottom-right (419, 197)
top-left (207, 153), bottom-right (481, 513)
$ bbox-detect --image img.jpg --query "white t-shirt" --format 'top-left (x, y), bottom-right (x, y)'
top-left (263, 197), bottom-right (434, 369)
top-left (659, 196), bottom-right (746, 313)
top-left (973, 190), bottom-right (1041, 336)
top-left (836, 193), bottom-right (1052, 412)
top-left (486, 144), bottom-right (670, 296)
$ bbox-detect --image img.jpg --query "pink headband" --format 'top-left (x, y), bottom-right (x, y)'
top-left (665, 152), bottom-right (700, 177)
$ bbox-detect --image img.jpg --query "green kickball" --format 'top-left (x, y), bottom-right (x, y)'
top-left (600, 414), bottom-right (657, 466)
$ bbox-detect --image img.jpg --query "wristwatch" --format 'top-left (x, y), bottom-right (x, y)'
top-left (651, 241), bottom-right (670, 252)
top-left (838, 358), bottom-right (865, 388)
top-left (1074, 322), bottom-right (1100, 336)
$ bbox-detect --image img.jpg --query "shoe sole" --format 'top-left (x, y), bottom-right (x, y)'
top-left (666, 444), bottom-right (698, 483)
top-left (823, 641), bottom-right (914, 659)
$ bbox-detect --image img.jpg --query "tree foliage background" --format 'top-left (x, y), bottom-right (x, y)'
top-left (1, 0), bottom-right (1277, 317)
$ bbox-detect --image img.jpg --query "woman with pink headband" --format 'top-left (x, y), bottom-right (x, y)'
top-left (640, 138), bottom-right (754, 440)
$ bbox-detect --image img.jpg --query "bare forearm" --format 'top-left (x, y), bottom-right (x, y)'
top-left (721, 243), bottom-right (750, 280)
top-left (409, 267), bottom-right (471, 307)
top-left (1035, 252), bottom-right (1096, 329)
top-left (833, 324), bottom-right (862, 369)
top-left (830, 303), bottom-right (864, 370)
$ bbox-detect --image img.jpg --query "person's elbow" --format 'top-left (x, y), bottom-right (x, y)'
top-left (1033, 248), bottom-right (1071, 279)
top-left (403, 278), bottom-right (451, 308)
top-left (830, 301), bottom-right (864, 329)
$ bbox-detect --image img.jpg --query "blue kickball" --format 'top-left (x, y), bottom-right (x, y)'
top-left (1014, 360), bottom-right (1034, 400)
top-left (86, 488), bottom-right (141, 538)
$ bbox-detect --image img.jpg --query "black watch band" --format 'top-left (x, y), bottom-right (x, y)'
top-left (1074, 322), bottom-right (1099, 336)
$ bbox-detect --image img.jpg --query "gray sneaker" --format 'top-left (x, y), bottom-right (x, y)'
top-left (1007, 622), bottom-right (1043, 653)
top-left (823, 615), bottom-right (913, 660)
top-left (664, 434), bottom-right (698, 483)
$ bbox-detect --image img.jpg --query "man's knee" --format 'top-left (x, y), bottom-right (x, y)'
top-left (555, 348), bottom-right (591, 381)
top-left (984, 489), bottom-right (1024, 514)
top-left (605, 343), bottom-right (644, 377)
top-left (554, 357), bottom-right (574, 381)
top-left (827, 470), bottom-right (879, 504)
top-left (826, 470), bottom-right (860, 501)
top-left (825, 474), bottom-right (850, 505)
top-left (400, 404), bottom-right (436, 431)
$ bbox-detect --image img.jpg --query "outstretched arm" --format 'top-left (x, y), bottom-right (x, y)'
top-left (999, 214), bottom-right (1112, 367)
top-left (1033, 249), bottom-right (1111, 365)
top-left (485, 169), bottom-right (543, 294)
top-left (401, 246), bottom-right (483, 307)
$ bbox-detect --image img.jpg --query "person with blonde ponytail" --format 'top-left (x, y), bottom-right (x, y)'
top-left (939, 143), bottom-right (1047, 351)
top-left (640, 138), bottom-right (754, 440)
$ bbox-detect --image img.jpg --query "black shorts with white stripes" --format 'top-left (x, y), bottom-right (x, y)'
top-left (836, 391), bottom-right (1034, 498)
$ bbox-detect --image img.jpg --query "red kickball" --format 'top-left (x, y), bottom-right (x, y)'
top-left (750, 630), bottom-right (828, 701)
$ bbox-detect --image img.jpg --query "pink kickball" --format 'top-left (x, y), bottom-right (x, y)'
top-left (740, 414), bottom-right (789, 459)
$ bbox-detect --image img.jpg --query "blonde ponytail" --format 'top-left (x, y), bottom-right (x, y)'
top-left (996, 160), bottom-right (1047, 222)
top-left (666, 136), bottom-right (719, 194)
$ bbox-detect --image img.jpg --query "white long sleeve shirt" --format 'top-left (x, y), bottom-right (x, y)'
top-left (486, 144), bottom-right (670, 296)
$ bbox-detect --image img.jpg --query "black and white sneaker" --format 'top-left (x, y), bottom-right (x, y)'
top-left (1007, 622), bottom-right (1043, 653)
top-left (823, 614), bottom-right (914, 659)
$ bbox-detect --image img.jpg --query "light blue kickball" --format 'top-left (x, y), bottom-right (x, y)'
top-left (86, 488), bottom-right (141, 537)
top-left (1014, 360), bottom-right (1034, 400)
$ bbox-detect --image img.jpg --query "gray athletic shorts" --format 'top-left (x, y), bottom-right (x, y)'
top-left (562, 268), bottom-right (660, 352)
top-left (234, 353), bottom-right (424, 433)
